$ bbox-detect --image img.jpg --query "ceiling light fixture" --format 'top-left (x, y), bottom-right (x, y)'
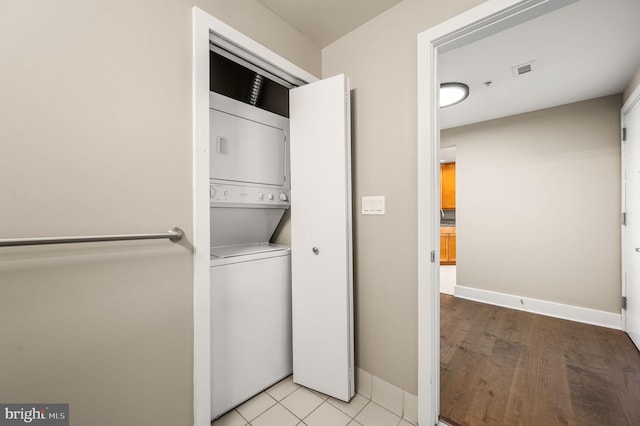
top-left (440, 82), bottom-right (469, 108)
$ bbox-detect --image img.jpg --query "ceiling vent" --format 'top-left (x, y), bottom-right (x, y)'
top-left (512, 60), bottom-right (535, 77)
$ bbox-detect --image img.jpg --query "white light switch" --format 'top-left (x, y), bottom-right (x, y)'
top-left (362, 196), bottom-right (385, 215)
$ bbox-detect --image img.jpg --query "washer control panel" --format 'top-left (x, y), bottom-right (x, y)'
top-left (210, 183), bottom-right (290, 207)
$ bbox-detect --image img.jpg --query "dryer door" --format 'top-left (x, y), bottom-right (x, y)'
top-left (209, 93), bottom-right (290, 188)
top-left (210, 109), bottom-right (286, 186)
top-left (290, 74), bottom-right (354, 402)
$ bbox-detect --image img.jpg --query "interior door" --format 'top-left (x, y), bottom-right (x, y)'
top-left (624, 99), bottom-right (640, 349)
top-left (289, 74), bottom-right (354, 402)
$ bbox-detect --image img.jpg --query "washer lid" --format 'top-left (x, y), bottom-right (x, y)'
top-left (210, 205), bottom-right (287, 247)
top-left (210, 243), bottom-right (291, 266)
top-left (211, 242), bottom-right (289, 259)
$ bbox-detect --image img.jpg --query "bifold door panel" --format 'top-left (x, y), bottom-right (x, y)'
top-left (290, 74), bottom-right (354, 402)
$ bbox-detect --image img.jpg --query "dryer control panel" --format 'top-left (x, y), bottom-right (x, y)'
top-left (210, 183), bottom-right (290, 208)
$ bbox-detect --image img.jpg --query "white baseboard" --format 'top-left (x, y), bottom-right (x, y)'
top-left (355, 368), bottom-right (417, 425)
top-left (454, 285), bottom-right (622, 330)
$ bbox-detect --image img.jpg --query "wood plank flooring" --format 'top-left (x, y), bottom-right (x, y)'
top-left (440, 295), bottom-right (640, 426)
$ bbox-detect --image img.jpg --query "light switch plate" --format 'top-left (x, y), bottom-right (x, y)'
top-left (362, 196), bottom-right (385, 215)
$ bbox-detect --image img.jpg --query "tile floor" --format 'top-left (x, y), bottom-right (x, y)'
top-left (212, 375), bottom-right (415, 426)
top-left (440, 265), bottom-right (456, 295)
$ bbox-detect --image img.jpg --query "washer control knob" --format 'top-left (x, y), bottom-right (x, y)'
top-left (210, 186), bottom-right (216, 198)
top-left (258, 193), bottom-right (264, 200)
top-left (268, 193), bottom-right (274, 200)
top-left (279, 192), bottom-right (288, 201)
top-left (223, 190), bottom-right (229, 197)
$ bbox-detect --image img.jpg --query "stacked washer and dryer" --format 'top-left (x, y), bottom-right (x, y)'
top-left (208, 65), bottom-right (293, 419)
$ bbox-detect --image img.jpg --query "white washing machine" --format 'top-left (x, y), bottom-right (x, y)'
top-left (209, 193), bottom-right (292, 419)
top-left (210, 244), bottom-right (291, 418)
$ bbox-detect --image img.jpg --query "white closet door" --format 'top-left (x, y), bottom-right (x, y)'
top-left (290, 74), bottom-right (354, 402)
top-left (624, 98), bottom-right (640, 350)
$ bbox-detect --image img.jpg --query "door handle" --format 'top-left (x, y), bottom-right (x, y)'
top-left (312, 247), bottom-right (320, 255)
top-left (636, 248), bottom-right (640, 252)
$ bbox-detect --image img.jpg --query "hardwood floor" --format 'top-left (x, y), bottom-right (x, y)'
top-left (440, 295), bottom-right (640, 426)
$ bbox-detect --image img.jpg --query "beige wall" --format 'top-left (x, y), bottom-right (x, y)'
top-left (322, 0), bottom-right (485, 394)
top-left (624, 64), bottom-right (640, 103)
top-left (442, 95), bottom-right (622, 313)
top-left (0, 1), bottom-right (319, 425)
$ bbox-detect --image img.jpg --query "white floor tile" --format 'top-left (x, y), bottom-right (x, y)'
top-left (348, 421), bottom-right (364, 426)
top-left (266, 376), bottom-right (300, 401)
top-left (328, 393), bottom-right (368, 418)
top-left (211, 409), bottom-right (247, 426)
top-left (235, 392), bottom-right (276, 421)
top-left (308, 388), bottom-right (330, 401)
top-left (354, 401), bottom-right (401, 426)
top-left (397, 421), bottom-right (413, 426)
top-left (281, 387), bottom-right (325, 419)
top-left (250, 404), bottom-right (299, 426)
top-left (304, 401), bottom-right (351, 426)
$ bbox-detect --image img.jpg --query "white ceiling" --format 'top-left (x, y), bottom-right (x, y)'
top-left (257, 0), bottom-right (404, 47)
top-left (258, 0), bottom-right (640, 134)
top-left (439, 0), bottom-right (640, 130)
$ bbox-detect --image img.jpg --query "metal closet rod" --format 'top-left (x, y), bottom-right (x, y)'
top-left (0, 227), bottom-right (185, 248)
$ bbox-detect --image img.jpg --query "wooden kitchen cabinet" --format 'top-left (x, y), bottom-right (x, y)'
top-left (440, 226), bottom-right (456, 265)
top-left (440, 234), bottom-right (448, 262)
top-left (441, 162), bottom-right (456, 209)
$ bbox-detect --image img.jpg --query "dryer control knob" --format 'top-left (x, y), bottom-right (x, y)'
top-left (279, 192), bottom-right (288, 201)
top-left (210, 186), bottom-right (216, 198)
top-left (258, 193), bottom-right (264, 200)
top-left (268, 193), bottom-right (274, 200)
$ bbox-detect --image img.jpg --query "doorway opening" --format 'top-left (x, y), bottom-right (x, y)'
top-left (192, 9), bottom-right (318, 425)
top-left (418, 2), bottom-right (572, 422)
top-left (416, 0), bottom-right (640, 424)
top-left (194, 9), bottom-right (356, 425)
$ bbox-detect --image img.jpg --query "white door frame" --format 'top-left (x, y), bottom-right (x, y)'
top-left (416, 0), bottom-right (574, 424)
top-left (192, 8), bottom-right (317, 426)
top-left (621, 84), bottom-right (640, 333)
